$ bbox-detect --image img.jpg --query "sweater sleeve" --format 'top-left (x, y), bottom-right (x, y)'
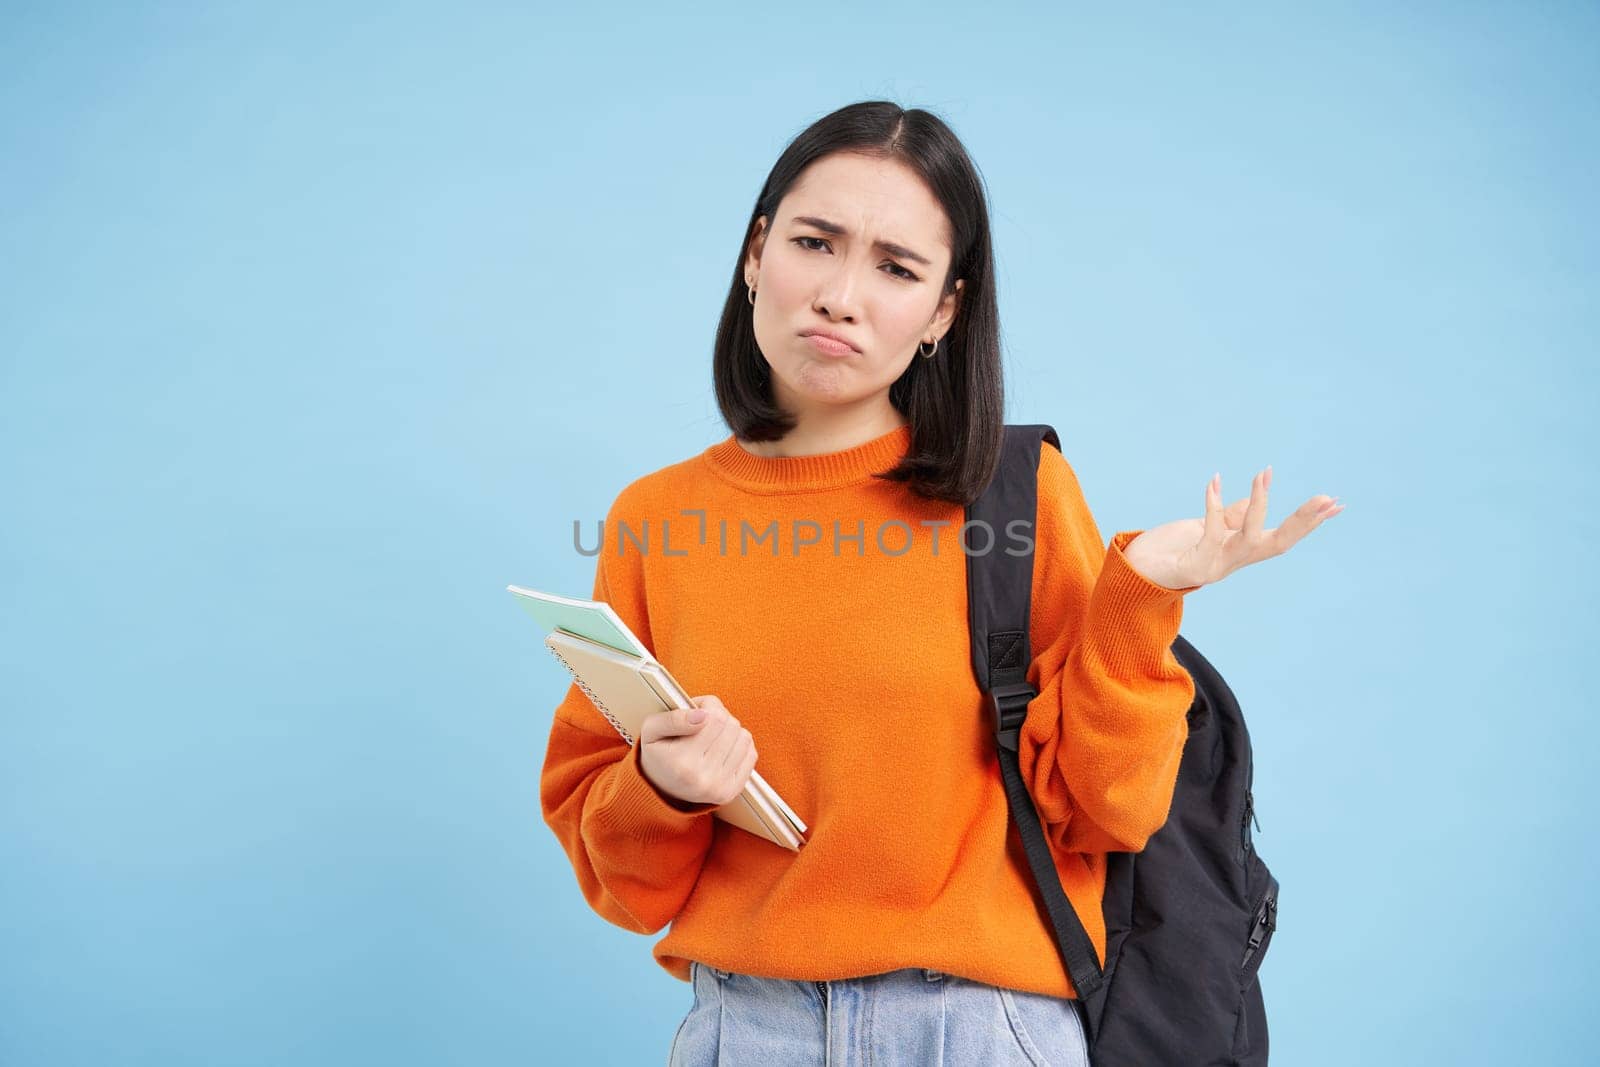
top-left (1016, 444), bottom-right (1201, 855)
top-left (538, 490), bottom-right (720, 935)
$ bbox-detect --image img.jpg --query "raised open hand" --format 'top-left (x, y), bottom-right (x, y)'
top-left (1121, 466), bottom-right (1343, 592)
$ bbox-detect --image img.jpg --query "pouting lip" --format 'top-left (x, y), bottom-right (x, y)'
top-left (799, 327), bottom-right (860, 352)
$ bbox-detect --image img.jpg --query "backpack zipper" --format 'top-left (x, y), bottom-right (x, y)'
top-left (1242, 893), bottom-right (1278, 968)
top-left (1239, 699), bottom-right (1261, 857)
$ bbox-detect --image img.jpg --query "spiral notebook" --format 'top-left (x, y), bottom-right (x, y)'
top-left (509, 584), bottom-right (807, 851)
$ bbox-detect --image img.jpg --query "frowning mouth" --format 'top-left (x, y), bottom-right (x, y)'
top-left (799, 328), bottom-right (859, 355)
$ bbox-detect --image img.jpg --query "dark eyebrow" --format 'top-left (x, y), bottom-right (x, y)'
top-left (789, 215), bottom-right (932, 267)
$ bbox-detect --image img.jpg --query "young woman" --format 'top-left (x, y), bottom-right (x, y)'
top-left (540, 100), bottom-right (1340, 1066)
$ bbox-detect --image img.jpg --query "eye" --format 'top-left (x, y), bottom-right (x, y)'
top-left (791, 236), bottom-right (919, 282)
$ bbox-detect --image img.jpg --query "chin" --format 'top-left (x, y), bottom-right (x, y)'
top-left (785, 365), bottom-right (866, 403)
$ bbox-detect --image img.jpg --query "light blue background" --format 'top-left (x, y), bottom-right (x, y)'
top-left (3, 3), bottom-right (1595, 1065)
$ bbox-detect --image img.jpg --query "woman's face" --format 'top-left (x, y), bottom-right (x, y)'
top-left (743, 151), bottom-right (963, 413)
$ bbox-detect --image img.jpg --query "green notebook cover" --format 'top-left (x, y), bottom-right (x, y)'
top-left (506, 585), bottom-right (648, 658)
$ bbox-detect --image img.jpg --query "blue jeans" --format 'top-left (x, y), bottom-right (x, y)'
top-left (667, 962), bottom-right (1091, 1066)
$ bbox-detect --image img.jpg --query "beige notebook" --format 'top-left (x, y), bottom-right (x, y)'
top-left (544, 628), bottom-right (808, 851)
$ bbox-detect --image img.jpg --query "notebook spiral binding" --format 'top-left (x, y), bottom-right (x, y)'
top-left (545, 643), bottom-right (635, 745)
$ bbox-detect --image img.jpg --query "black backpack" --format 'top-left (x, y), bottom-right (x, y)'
top-left (966, 423), bottom-right (1280, 1066)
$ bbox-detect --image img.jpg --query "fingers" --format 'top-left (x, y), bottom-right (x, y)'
top-left (728, 730), bottom-right (758, 781)
top-left (687, 695), bottom-right (752, 781)
top-left (1206, 465), bottom-right (1342, 561)
top-left (1204, 473), bottom-right (1225, 545)
top-left (1272, 494), bottom-right (1343, 551)
top-left (698, 696), bottom-right (755, 778)
top-left (681, 694), bottom-right (727, 757)
top-left (708, 716), bottom-right (755, 775)
top-left (703, 715), bottom-right (755, 805)
top-left (733, 743), bottom-right (759, 791)
top-left (1303, 493), bottom-right (1343, 524)
top-left (1244, 466), bottom-right (1268, 542)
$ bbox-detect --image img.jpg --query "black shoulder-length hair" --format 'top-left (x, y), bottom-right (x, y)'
top-left (711, 100), bottom-right (1005, 507)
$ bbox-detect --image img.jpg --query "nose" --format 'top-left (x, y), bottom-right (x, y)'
top-left (813, 262), bottom-right (862, 322)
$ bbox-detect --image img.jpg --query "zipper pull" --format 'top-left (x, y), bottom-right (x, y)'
top-left (1246, 790), bottom-right (1261, 834)
top-left (1242, 896), bottom-right (1273, 967)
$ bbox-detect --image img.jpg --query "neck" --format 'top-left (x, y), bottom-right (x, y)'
top-left (738, 403), bottom-right (909, 459)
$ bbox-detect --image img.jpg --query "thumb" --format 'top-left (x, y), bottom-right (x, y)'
top-left (651, 698), bottom-right (708, 739)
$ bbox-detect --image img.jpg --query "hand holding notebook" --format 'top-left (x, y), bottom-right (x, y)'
top-left (637, 694), bottom-right (759, 810)
top-left (509, 584), bottom-right (808, 851)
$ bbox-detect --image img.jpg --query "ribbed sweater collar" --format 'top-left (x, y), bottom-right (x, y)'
top-left (702, 423), bottom-right (914, 493)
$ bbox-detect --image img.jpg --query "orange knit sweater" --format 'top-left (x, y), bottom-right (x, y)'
top-left (538, 423), bottom-right (1199, 1000)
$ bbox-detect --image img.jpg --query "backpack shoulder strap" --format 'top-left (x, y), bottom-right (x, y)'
top-left (965, 423), bottom-right (1059, 714)
top-left (965, 423), bottom-right (1107, 1008)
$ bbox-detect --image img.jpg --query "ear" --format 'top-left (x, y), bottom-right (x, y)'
top-left (927, 278), bottom-right (964, 341)
top-left (744, 215), bottom-right (769, 282)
